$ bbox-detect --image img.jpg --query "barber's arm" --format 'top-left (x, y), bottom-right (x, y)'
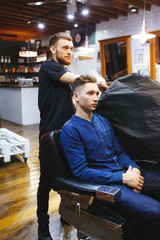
top-left (60, 126), bottom-right (124, 185)
top-left (43, 61), bottom-right (79, 84)
top-left (59, 72), bottom-right (80, 84)
top-left (59, 71), bottom-right (108, 90)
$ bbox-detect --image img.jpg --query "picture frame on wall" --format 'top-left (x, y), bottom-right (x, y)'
top-left (97, 51), bottom-right (101, 62)
top-left (35, 39), bottom-right (41, 50)
top-left (135, 49), bottom-right (144, 63)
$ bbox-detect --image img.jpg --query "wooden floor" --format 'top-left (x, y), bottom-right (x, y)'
top-left (0, 119), bottom-right (78, 240)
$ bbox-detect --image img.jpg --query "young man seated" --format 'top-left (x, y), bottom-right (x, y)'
top-left (60, 75), bottom-right (160, 240)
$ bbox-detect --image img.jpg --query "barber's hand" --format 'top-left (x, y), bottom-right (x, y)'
top-left (123, 166), bottom-right (144, 193)
top-left (90, 69), bottom-right (108, 93)
top-left (96, 75), bottom-right (108, 93)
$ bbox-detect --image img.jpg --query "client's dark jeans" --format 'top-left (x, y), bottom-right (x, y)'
top-left (37, 138), bottom-right (52, 224)
top-left (107, 168), bottom-right (160, 240)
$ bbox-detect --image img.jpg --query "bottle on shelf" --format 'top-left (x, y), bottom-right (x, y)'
top-left (8, 56), bottom-right (11, 63)
top-left (5, 56), bottom-right (8, 63)
top-left (1, 56), bottom-right (4, 63)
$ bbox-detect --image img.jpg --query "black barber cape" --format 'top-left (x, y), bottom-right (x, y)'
top-left (38, 59), bottom-right (74, 138)
top-left (96, 73), bottom-right (160, 161)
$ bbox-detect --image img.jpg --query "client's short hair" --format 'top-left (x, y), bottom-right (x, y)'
top-left (49, 32), bottom-right (72, 47)
top-left (72, 75), bottom-right (97, 92)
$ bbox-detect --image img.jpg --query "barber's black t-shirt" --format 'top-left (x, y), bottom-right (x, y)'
top-left (38, 59), bottom-right (74, 138)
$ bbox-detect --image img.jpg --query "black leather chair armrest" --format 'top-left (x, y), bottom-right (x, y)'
top-left (56, 176), bottom-right (121, 203)
top-left (135, 159), bottom-right (160, 169)
top-left (96, 186), bottom-right (121, 203)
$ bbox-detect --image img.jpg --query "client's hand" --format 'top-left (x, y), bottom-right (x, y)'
top-left (132, 168), bottom-right (143, 193)
top-left (123, 166), bottom-right (144, 193)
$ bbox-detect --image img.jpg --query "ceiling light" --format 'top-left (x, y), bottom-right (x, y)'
top-left (131, 6), bottom-right (137, 13)
top-left (67, 13), bottom-right (74, 19)
top-left (128, 5), bottom-right (136, 12)
top-left (67, 1), bottom-right (77, 14)
top-left (131, 0), bottom-right (155, 44)
top-left (82, 5), bottom-right (89, 15)
top-left (35, 2), bottom-right (43, 5)
top-left (27, 1), bottom-right (43, 5)
top-left (67, 1), bottom-right (77, 20)
top-left (38, 21), bottom-right (45, 29)
top-left (74, 23), bottom-right (79, 28)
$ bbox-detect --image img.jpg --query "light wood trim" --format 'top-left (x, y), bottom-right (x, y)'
top-left (149, 30), bottom-right (160, 79)
top-left (99, 35), bottom-right (132, 79)
top-left (150, 38), bottom-right (156, 79)
top-left (126, 37), bottom-right (132, 74)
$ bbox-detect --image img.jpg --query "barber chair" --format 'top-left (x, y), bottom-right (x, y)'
top-left (43, 130), bottom-right (136, 240)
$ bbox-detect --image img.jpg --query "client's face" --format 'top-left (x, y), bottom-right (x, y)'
top-left (77, 83), bottom-right (99, 112)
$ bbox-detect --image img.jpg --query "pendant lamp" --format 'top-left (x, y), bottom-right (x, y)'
top-left (131, 0), bottom-right (155, 44)
top-left (75, 24), bottom-right (95, 60)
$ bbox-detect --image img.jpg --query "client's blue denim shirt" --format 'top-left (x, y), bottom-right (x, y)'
top-left (60, 113), bottom-right (139, 185)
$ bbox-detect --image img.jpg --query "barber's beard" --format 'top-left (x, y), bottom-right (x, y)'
top-left (56, 51), bottom-right (71, 66)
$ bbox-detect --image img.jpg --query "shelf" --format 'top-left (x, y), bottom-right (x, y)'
top-left (0, 62), bottom-right (43, 65)
top-left (0, 72), bottom-right (38, 74)
top-left (26, 61), bottom-right (44, 64)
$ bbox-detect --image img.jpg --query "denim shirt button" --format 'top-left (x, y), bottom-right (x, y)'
top-left (113, 156), bottom-right (122, 168)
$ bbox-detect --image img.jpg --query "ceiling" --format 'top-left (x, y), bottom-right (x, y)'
top-left (0, 0), bottom-right (160, 42)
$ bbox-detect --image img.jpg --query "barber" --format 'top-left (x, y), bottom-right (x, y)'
top-left (37, 32), bottom-right (107, 240)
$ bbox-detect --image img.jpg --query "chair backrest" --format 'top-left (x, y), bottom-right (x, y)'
top-left (43, 129), bottom-right (72, 191)
top-left (96, 73), bottom-right (160, 160)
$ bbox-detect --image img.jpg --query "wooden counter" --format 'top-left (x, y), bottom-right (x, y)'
top-left (0, 83), bottom-right (39, 88)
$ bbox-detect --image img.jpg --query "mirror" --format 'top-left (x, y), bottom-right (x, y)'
top-left (99, 35), bottom-right (132, 82)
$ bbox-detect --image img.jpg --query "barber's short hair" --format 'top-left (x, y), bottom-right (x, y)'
top-left (49, 32), bottom-right (72, 47)
top-left (72, 75), bottom-right (97, 92)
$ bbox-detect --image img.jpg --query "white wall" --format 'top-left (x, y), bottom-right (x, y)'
top-left (68, 49), bottom-right (100, 75)
top-left (69, 6), bottom-right (160, 78)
